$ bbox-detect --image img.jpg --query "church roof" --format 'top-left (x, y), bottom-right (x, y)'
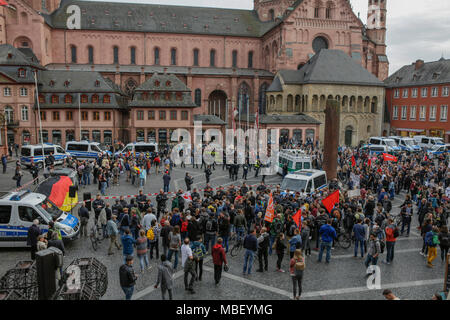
top-left (247, 113), bottom-right (321, 125)
top-left (385, 58), bottom-right (450, 87)
top-left (0, 44), bottom-right (42, 68)
top-left (135, 73), bottom-right (191, 92)
top-left (194, 114), bottom-right (226, 125)
top-left (276, 49), bottom-right (384, 87)
top-left (266, 76), bottom-right (282, 92)
top-left (47, 1), bottom-right (278, 37)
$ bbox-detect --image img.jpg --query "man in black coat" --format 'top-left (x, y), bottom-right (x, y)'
top-left (27, 220), bottom-right (41, 260)
top-left (119, 255), bottom-right (137, 300)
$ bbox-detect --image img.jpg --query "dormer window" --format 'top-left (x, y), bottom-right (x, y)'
top-left (81, 94), bottom-right (88, 103)
top-left (432, 73), bottom-right (440, 80)
top-left (7, 53), bottom-right (12, 59)
top-left (92, 94), bottom-right (99, 103)
top-left (51, 95), bottom-right (59, 103)
top-left (103, 95), bottom-right (110, 103)
top-left (18, 68), bottom-right (26, 78)
top-left (64, 94), bottom-right (73, 103)
top-left (154, 80), bottom-right (160, 87)
top-left (166, 81), bottom-right (171, 87)
top-left (165, 92), bottom-right (172, 101)
top-left (49, 80), bottom-right (55, 87)
top-left (95, 80), bottom-right (100, 87)
top-left (64, 80), bottom-right (70, 87)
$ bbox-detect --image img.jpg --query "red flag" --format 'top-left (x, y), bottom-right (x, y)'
top-left (383, 153), bottom-right (398, 162)
top-left (368, 158), bottom-right (372, 167)
top-left (264, 193), bottom-right (275, 223)
top-left (293, 209), bottom-right (302, 229)
top-left (351, 156), bottom-right (356, 167)
top-left (0, 0), bottom-right (8, 6)
top-left (321, 190), bottom-right (339, 214)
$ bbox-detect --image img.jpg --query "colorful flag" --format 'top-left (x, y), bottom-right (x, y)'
top-left (182, 192), bottom-right (192, 202)
top-left (0, 0), bottom-right (9, 6)
top-left (293, 209), bottom-right (302, 229)
top-left (321, 190), bottom-right (339, 214)
top-left (368, 158), bottom-right (372, 167)
top-left (351, 156), bottom-right (356, 167)
top-left (264, 193), bottom-right (275, 223)
top-left (383, 153), bottom-right (398, 162)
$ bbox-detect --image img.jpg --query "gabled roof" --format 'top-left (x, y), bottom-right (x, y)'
top-left (0, 44), bottom-right (43, 68)
top-left (384, 58), bottom-right (450, 87)
top-left (135, 73), bottom-right (190, 92)
top-left (0, 67), bottom-right (36, 84)
top-left (194, 114), bottom-right (226, 125)
top-left (275, 49), bottom-right (384, 87)
top-left (38, 70), bottom-right (119, 93)
top-left (266, 76), bottom-right (282, 92)
top-left (48, 0), bottom-right (277, 37)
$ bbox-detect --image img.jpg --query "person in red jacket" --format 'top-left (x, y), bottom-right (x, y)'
top-left (383, 218), bottom-right (398, 265)
top-left (212, 237), bottom-right (228, 286)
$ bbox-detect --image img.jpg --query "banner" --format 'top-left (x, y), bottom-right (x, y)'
top-left (321, 190), bottom-right (339, 213)
top-left (383, 153), bottom-right (398, 162)
top-left (347, 189), bottom-right (361, 198)
top-left (351, 156), bottom-right (356, 167)
top-left (264, 193), bottom-right (275, 223)
top-left (293, 209), bottom-right (302, 230)
top-left (350, 172), bottom-right (360, 188)
top-left (182, 192), bottom-right (192, 202)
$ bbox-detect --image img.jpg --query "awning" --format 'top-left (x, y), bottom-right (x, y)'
top-left (395, 128), bottom-right (425, 133)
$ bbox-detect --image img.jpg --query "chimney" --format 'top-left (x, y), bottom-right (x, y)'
top-left (415, 59), bottom-right (424, 70)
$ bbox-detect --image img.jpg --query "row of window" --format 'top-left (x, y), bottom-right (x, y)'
top-left (136, 110), bottom-right (189, 121)
top-left (3, 87), bottom-right (28, 97)
top-left (392, 105), bottom-right (448, 121)
top-left (36, 129), bottom-right (113, 144)
top-left (70, 45), bottom-right (254, 68)
top-left (38, 111), bottom-right (112, 121)
top-left (393, 86), bottom-right (449, 98)
top-left (38, 94), bottom-right (111, 104)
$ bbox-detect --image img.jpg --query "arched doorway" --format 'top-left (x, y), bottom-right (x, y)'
top-left (208, 90), bottom-right (227, 121)
top-left (345, 126), bottom-right (353, 146)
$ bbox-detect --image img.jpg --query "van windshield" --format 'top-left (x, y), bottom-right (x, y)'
top-left (38, 198), bottom-right (63, 220)
top-left (403, 140), bottom-right (414, 146)
top-left (281, 177), bottom-right (307, 192)
top-left (384, 140), bottom-right (396, 147)
top-left (21, 148), bottom-right (31, 157)
top-left (135, 145), bottom-right (156, 153)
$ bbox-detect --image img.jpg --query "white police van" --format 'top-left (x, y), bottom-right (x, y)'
top-left (427, 144), bottom-right (450, 158)
top-left (389, 136), bottom-right (421, 153)
top-left (413, 136), bottom-right (445, 151)
top-left (20, 143), bottom-right (69, 168)
top-left (368, 137), bottom-right (401, 153)
top-left (277, 149), bottom-right (312, 175)
top-left (115, 142), bottom-right (158, 157)
top-left (281, 170), bottom-right (327, 194)
top-left (0, 190), bottom-right (80, 247)
top-left (66, 141), bottom-right (106, 160)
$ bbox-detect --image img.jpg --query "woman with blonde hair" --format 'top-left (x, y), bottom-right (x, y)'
top-left (289, 249), bottom-right (305, 300)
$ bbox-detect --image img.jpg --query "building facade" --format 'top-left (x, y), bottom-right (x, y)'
top-left (385, 58), bottom-right (450, 142)
top-left (0, 0), bottom-right (389, 149)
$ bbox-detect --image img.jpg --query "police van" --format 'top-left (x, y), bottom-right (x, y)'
top-left (413, 136), bottom-right (445, 151)
top-left (20, 143), bottom-right (70, 168)
top-left (388, 136), bottom-right (421, 153)
top-left (0, 190), bottom-right (80, 247)
top-left (277, 149), bottom-right (312, 175)
top-left (65, 141), bottom-right (105, 160)
top-left (427, 144), bottom-right (450, 158)
top-left (281, 170), bottom-right (327, 194)
top-left (368, 137), bottom-right (401, 153)
top-left (115, 142), bottom-right (158, 157)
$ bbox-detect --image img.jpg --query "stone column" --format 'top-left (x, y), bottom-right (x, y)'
top-left (323, 99), bottom-right (340, 180)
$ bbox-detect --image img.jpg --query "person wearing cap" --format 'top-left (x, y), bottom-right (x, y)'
top-left (119, 255), bottom-right (137, 300)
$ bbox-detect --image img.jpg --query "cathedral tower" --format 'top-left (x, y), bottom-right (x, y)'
top-left (254, 0), bottom-right (297, 22)
top-left (365, 0), bottom-right (387, 45)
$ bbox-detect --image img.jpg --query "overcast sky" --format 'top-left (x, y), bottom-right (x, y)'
top-left (93, 0), bottom-right (450, 75)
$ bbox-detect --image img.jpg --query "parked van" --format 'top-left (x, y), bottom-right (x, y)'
top-left (413, 136), bottom-right (445, 150)
top-left (20, 143), bottom-right (69, 168)
top-left (360, 145), bottom-right (391, 155)
top-left (368, 137), bottom-right (401, 153)
top-left (389, 136), bottom-right (421, 153)
top-left (427, 143), bottom-right (450, 158)
top-left (277, 149), bottom-right (312, 175)
top-left (115, 142), bottom-right (158, 157)
top-left (65, 141), bottom-right (106, 160)
top-left (0, 190), bottom-right (80, 247)
top-left (281, 170), bottom-right (327, 194)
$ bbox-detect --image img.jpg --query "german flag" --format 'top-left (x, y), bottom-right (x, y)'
top-left (37, 176), bottom-right (78, 212)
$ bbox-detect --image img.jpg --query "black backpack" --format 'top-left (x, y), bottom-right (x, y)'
top-left (288, 224), bottom-right (296, 237)
top-left (440, 233), bottom-right (450, 247)
top-left (393, 227), bottom-right (400, 238)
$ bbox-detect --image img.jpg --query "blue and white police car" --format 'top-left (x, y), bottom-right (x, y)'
top-left (20, 143), bottom-right (70, 168)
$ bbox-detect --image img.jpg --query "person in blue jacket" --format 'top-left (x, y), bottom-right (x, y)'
top-left (318, 219), bottom-right (337, 263)
top-left (288, 228), bottom-right (302, 259)
top-left (121, 228), bottom-right (137, 265)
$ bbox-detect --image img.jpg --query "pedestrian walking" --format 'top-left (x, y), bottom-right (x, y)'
top-left (13, 164), bottom-right (22, 188)
top-left (167, 225), bottom-right (181, 269)
top-left (274, 233), bottom-right (287, 272)
top-left (365, 232), bottom-right (381, 273)
top-left (163, 171), bottom-right (171, 193)
top-left (121, 229), bottom-right (136, 265)
top-left (212, 237), bottom-right (228, 286)
top-left (154, 254), bottom-right (174, 300)
top-left (119, 255), bottom-right (137, 300)
top-left (425, 226), bottom-right (440, 268)
top-left (352, 219), bottom-right (366, 258)
top-left (184, 250), bottom-right (197, 294)
top-left (136, 229), bottom-right (150, 273)
top-left (256, 227), bottom-right (269, 272)
top-left (1, 154), bottom-right (7, 174)
top-left (107, 215), bottom-right (121, 255)
top-left (242, 229), bottom-right (257, 275)
top-left (383, 218), bottom-right (398, 264)
top-left (438, 226), bottom-right (449, 262)
top-left (191, 235), bottom-right (206, 281)
top-left (148, 220), bottom-right (161, 260)
top-left (289, 249), bottom-right (305, 300)
top-left (317, 219), bottom-right (337, 263)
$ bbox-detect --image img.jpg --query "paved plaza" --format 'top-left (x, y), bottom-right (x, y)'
top-left (0, 159), bottom-right (446, 300)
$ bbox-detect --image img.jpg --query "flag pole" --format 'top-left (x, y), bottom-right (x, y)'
top-left (33, 70), bottom-right (46, 172)
top-left (78, 93), bottom-right (82, 140)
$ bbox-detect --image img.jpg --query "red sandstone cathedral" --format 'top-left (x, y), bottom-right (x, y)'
top-left (0, 0), bottom-right (389, 147)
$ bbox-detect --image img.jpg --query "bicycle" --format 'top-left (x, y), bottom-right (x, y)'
top-left (90, 224), bottom-right (103, 251)
top-left (230, 238), bottom-right (243, 257)
top-left (334, 228), bottom-right (352, 249)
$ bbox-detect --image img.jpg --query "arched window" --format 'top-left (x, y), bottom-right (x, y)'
top-left (171, 48), bottom-right (177, 65)
top-left (194, 89), bottom-right (201, 106)
top-left (113, 46), bottom-right (119, 64)
top-left (269, 9), bottom-right (275, 21)
top-left (88, 46), bottom-right (94, 63)
top-left (314, 1), bottom-right (320, 18)
top-left (237, 82), bottom-right (251, 113)
top-left (232, 50), bottom-right (238, 68)
top-left (70, 45), bottom-right (77, 63)
top-left (258, 83), bottom-right (268, 114)
top-left (193, 49), bottom-right (199, 66)
top-left (130, 47), bottom-right (136, 64)
top-left (210, 49), bottom-right (216, 67)
top-left (326, 1), bottom-right (333, 19)
top-left (287, 94), bottom-right (294, 112)
top-left (125, 78), bottom-right (138, 97)
top-left (154, 47), bottom-right (160, 65)
top-left (21, 106), bottom-right (28, 121)
top-left (248, 51), bottom-right (253, 68)
top-left (91, 94), bottom-right (99, 103)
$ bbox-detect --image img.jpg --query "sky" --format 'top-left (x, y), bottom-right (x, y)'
top-left (92, 0), bottom-right (450, 75)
